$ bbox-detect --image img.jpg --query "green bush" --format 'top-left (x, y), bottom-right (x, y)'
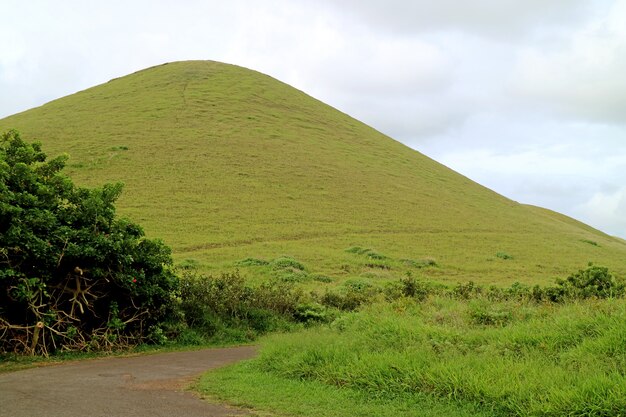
top-left (293, 303), bottom-right (330, 324)
top-left (449, 266), bottom-right (624, 303)
top-left (384, 274), bottom-right (431, 302)
top-left (235, 257), bottom-right (269, 267)
top-left (364, 261), bottom-right (391, 270)
top-left (345, 246), bottom-right (369, 254)
top-left (320, 280), bottom-right (380, 311)
top-left (176, 271), bottom-right (304, 341)
top-left (401, 258), bottom-right (438, 268)
top-left (496, 251), bottom-right (513, 260)
top-left (345, 246), bottom-right (388, 260)
top-left (545, 264), bottom-right (625, 301)
top-left (0, 131), bottom-right (177, 355)
top-left (270, 256), bottom-right (306, 271)
top-left (311, 274), bottom-right (333, 283)
top-left (451, 281), bottom-right (482, 300)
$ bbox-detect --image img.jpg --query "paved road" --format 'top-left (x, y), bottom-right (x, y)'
top-left (0, 346), bottom-right (257, 417)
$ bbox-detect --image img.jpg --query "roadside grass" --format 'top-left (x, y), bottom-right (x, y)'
top-left (1, 61), bottom-right (625, 286)
top-left (198, 296), bottom-right (626, 417)
top-left (197, 360), bottom-right (496, 417)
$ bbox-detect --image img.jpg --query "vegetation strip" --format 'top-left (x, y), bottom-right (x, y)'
top-left (200, 295), bottom-right (626, 417)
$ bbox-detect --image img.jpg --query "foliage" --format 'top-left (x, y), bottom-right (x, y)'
top-left (235, 257), bottom-right (269, 267)
top-left (174, 271), bottom-right (309, 342)
top-left (345, 246), bottom-right (389, 261)
top-left (0, 131), bottom-right (177, 355)
top-left (320, 279), bottom-right (380, 311)
top-left (544, 264), bottom-right (625, 302)
top-left (401, 258), bottom-right (438, 268)
top-left (231, 297), bottom-right (626, 417)
top-left (384, 273), bottom-right (431, 302)
top-left (495, 251), bottom-right (513, 260)
top-left (195, 265), bottom-right (624, 415)
top-left (452, 281), bottom-right (482, 299)
top-left (270, 256), bottom-right (306, 271)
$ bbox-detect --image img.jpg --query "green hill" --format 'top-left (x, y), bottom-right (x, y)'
top-left (1, 60), bottom-right (624, 285)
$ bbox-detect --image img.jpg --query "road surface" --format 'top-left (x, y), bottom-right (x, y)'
top-left (0, 346), bottom-right (257, 417)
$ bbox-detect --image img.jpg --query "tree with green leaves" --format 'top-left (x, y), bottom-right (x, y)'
top-left (0, 130), bottom-right (177, 355)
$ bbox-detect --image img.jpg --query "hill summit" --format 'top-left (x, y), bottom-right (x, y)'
top-left (2, 61), bottom-right (624, 284)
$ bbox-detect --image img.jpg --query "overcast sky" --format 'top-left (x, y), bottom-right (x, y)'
top-left (1, 0), bottom-right (625, 238)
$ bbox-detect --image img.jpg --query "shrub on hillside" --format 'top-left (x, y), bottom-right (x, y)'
top-left (270, 256), bottom-right (306, 271)
top-left (538, 264), bottom-right (625, 302)
top-left (235, 257), bottom-right (269, 267)
top-left (0, 130), bottom-right (178, 355)
top-left (320, 279), bottom-right (380, 311)
top-left (448, 266), bottom-right (624, 303)
top-left (175, 271), bottom-right (307, 341)
top-left (401, 258), bottom-right (438, 268)
top-left (384, 273), bottom-right (431, 301)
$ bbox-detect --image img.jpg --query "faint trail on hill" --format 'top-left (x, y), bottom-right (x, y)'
top-left (0, 346), bottom-right (257, 417)
top-left (178, 227), bottom-right (525, 252)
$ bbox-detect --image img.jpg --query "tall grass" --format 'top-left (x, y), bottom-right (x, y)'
top-left (240, 296), bottom-right (626, 416)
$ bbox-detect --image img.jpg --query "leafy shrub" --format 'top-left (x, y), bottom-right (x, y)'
top-left (365, 251), bottom-right (387, 260)
top-left (451, 281), bottom-right (482, 299)
top-left (271, 256), bottom-right (306, 271)
top-left (485, 282), bottom-right (533, 301)
top-left (176, 271), bottom-right (304, 341)
top-left (527, 265), bottom-right (625, 303)
top-left (320, 280), bottom-right (380, 311)
top-left (345, 246), bottom-right (388, 260)
top-left (449, 266), bottom-right (624, 303)
top-left (555, 264), bottom-right (624, 300)
top-left (235, 257), bottom-right (269, 267)
top-left (293, 303), bottom-right (330, 323)
top-left (364, 261), bottom-right (391, 270)
top-left (400, 274), bottom-right (431, 300)
top-left (385, 273), bottom-right (431, 301)
top-left (401, 258), bottom-right (438, 268)
top-left (496, 251), bottom-right (513, 260)
top-left (345, 246), bottom-right (369, 254)
top-left (0, 131), bottom-right (177, 355)
top-left (311, 274), bottom-right (333, 283)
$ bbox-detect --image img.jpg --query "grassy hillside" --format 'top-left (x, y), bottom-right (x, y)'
top-left (1, 60), bottom-right (624, 285)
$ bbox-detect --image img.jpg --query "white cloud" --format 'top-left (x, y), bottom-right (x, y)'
top-left (512, 0), bottom-right (626, 123)
top-left (574, 187), bottom-right (626, 238)
top-left (321, 0), bottom-right (600, 38)
top-left (428, 134), bottom-right (626, 237)
top-left (310, 37), bottom-right (450, 97)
